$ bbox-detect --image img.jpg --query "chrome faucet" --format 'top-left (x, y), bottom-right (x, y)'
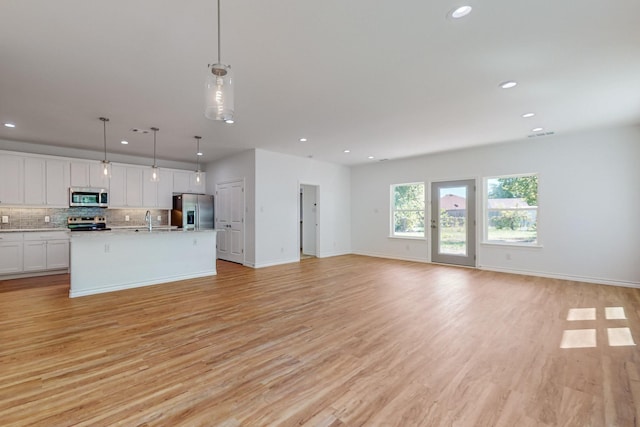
top-left (145, 210), bottom-right (152, 231)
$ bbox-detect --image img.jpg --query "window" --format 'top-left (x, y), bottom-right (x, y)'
top-left (391, 182), bottom-right (425, 238)
top-left (485, 174), bottom-right (538, 244)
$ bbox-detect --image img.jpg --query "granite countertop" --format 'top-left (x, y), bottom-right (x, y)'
top-left (69, 228), bottom-right (217, 239)
top-left (0, 228), bottom-right (70, 233)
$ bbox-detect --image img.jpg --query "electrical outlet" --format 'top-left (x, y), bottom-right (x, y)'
top-left (44, 216), bottom-right (50, 223)
top-left (1, 216), bottom-right (8, 223)
top-left (125, 215), bottom-right (130, 221)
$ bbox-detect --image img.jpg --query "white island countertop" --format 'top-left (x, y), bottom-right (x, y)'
top-left (69, 229), bottom-right (217, 298)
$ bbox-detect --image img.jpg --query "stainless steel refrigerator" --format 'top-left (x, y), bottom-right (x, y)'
top-left (171, 194), bottom-right (214, 230)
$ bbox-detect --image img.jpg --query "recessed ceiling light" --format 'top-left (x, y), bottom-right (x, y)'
top-left (197, 151), bottom-right (203, 156)
top-left (224, 119), bottom-right (234, 124)
top-left (499, 81), bottom-right (517, 89)
top-left (299, 138), bottom-right (308, 142)
top-left (343, 149), bottom-right (351, 153)
top-left (120, 140), bottom-right (129, 145)
top-left (532, 127), bottom-right (544, 132)
top-left (449, 5), bottom-right (472, 19)
top-left (4, 123), bottom-right (16, 128)
top-left (522, 112), bottom-right (535, 118)
top-left (368, 156), bottom-right (375, 160)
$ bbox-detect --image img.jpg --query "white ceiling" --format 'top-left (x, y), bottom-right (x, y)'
top-left (1, 0), bottom-right (639, 167)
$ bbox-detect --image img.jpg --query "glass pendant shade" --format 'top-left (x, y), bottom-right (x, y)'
top-left (195, 170), bottom-right (202, 185)
top-left (205, 63), bottom-right (234, 122)
top-left (150, 127), bottom-right (160, 182)
top-left (101, 160), bottom-right (111, 178)
top-left (99, 117), bottom-right (111, 180)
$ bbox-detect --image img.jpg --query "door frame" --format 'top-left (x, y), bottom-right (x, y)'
top-left (429, 178), bottom-right (477, 267)
top-left (298, 182), bottom-right (320, 260)
top-left (215, 177), bottom-right (246, 265)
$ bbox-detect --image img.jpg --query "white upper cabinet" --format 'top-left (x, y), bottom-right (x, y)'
top-left (142, 168), bottom-right (159, 208)
top-left (125, 167), bottom-right (143, 207)
top-left (143, 168), bottom-right (173, 208)
top-left (70, 161), bottom-right (109, 189)
top-left (24, 157), bottom-right (46, 205)
top-left (0, 154), bottom-right (25, 205)
top-left (158, 169), bottom-right (173, 209)
top-left (108, 165), bottom-right (126, 207)
top-left (109, 164), bottom-right (143, 208)
top-left (45, 159), bottom-right (70, 206)
top-left (173, 170), bottom-right (205, 194)
top-left (172, 171), bottom-right (190, 193)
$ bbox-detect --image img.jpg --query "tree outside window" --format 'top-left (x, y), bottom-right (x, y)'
top-left (486, 175), bottom-right (538, 244)
top-left (391, 183), bottom-right (425, 238)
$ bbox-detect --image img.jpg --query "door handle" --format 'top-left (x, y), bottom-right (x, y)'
top-left (431, 225), bottom-right (437, 229)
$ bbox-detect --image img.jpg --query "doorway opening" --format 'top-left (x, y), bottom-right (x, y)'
top-left (299, 184), bottom-right (319, 259)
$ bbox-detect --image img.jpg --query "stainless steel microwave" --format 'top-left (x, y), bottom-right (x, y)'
top-left (69, 187), bottom-right (109, 207)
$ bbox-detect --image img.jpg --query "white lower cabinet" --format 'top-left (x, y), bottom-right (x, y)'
top-left (1, 231), bottom-right (69, 276)
top-left (23, 239), bottom-right (47, 271)
top-left (0, 234), bottom-right (24, 274)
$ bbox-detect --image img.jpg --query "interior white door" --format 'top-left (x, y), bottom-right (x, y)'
top-left (301, 184), bottom-right (318, 256)
top-left (215, 179), bottom-right (245, 264)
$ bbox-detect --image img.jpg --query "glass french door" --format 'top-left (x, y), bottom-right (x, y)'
top-left (430, 180), bottom-right (476, 267)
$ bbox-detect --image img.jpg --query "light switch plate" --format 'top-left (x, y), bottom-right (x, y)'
top-left (157, 215), bottom-right (161, 221)
top-left (1, 216), bottom-right (8, 223)
top-left (44, 216), bottom-right (50, 223)
top-left (125, 215), bottom-right (130, 221)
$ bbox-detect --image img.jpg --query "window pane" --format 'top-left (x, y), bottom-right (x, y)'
top-left (439, 186), bottom-right (467, 255)
top-left (486, 175), bottom-right (538, 244)
top-left (392, 183), bottom-right (425, 237)
top-left (394, 210), bottom-right (425, 237)
top-left (394, 184), bottom-right (424, 210)
top-left (487, 209), bottom-right (537, 242)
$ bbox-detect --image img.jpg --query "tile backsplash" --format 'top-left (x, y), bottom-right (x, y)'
top-left (0, 207), bottom-right (169, 230)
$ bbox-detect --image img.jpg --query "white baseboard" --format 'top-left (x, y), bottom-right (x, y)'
top-left (0, 269), bottom-right (68, 281)
top-left (352, 250), bottom-right (639, 288)
top-left (478, 265), bottom-right (640, 289)
top-left (253, 257), bottom-right (300, 269)
top-left (318, 250), bottom-right (352, 258)
top-left (351, 250), bottom-right (429, 264)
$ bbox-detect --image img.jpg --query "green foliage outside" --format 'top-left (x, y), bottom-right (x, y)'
top-left (490, 210), bottom-right (532, 231)
top-left (439, 210), bottom-right (466, 254)
top-left (488, 175), bottom-right (538, 206)
top-left (393, 184), bottom-right (425, 235)
top-left (487, 175), bottom-right (538, 242)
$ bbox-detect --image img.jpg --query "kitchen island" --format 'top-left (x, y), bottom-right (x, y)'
top-left (69, 229), bottom-right (217, 298)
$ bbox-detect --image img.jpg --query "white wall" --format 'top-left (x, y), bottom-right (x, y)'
top-left (206, 149), bottom-right (256, 266)
top-left (255, 149), bottom-right (351, 267)
top-left (351, 125), bottom-right (640, 287)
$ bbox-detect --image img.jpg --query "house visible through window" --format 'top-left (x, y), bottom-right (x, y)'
top-left (391, 183), bottom-right (425, 238)
top-left (485, 174), bottom-right (538, 244)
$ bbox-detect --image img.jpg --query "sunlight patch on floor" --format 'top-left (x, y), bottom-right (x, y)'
top-left (607, 327), bottom-right (636, 346)
top-left (605, 307), bottom-right (626, 320)
top-left (560, 329), bottom-right (596, 349)
top-left (567, 308), bottom-right (596, 321)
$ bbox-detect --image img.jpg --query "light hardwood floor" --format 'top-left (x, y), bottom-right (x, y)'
top-left (1, 255), bottom-right (639, 426)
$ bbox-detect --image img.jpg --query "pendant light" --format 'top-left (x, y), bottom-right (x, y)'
top-left (99, 117), bottom-right (111, 178)
top-left (205, 0), bottom-right (234, 123)
top-left (194, 136), bottom-right (203, 185)
top-left (150, 127), bottom-right (160, 182)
